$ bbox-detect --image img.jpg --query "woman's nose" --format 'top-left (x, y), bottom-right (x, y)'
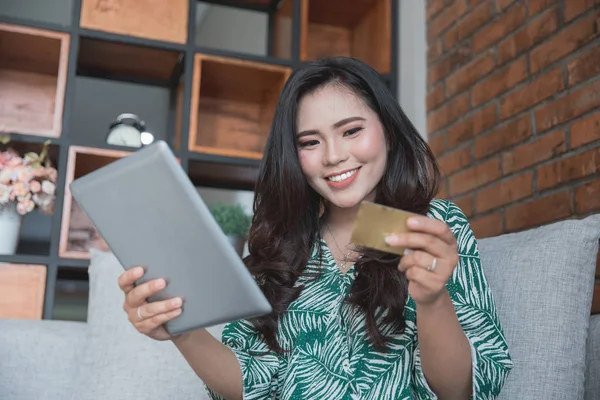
top-left (323, 139), bottom-right (348, 165)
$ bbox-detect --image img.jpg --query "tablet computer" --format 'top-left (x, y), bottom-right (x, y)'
top-left (69, 140), bottom-right (272, 336)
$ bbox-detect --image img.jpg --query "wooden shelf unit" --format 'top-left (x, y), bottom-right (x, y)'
top-left (189, 54), bottom-right (291, 159)
top-left (0, 0), bottom-right (398, 320)
top-left (79, 0), bottom-right (189, 44)
top-left (0, 23), bottom-right (69, 137)
top-left (59, 146), bottom-right (131, 260)
top-left (0, 264), bottom-right (47, 320)
top-left (297, 0), bottom-right (392, 74)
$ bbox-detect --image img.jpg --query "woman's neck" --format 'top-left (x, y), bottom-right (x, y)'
top-left (322, 204), bottom-right (359, 250)
top-left (323, 190), bottom-right (376, 239)
top-left (325, 205), bottom-right (358, 232)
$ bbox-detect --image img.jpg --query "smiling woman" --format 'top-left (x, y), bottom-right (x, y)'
top-left (296, 85), bottom-right (387, 208)
top-left (117, 56), bottom-right (513, 400)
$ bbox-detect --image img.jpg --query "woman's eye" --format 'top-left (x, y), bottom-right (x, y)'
top-left (299, 140), bottom-right (319, 148)
top-left (344, 127), bottom-right (363, 136)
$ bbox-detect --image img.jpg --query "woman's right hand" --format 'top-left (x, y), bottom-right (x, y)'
top-left (118, 266), bottom-right (183, 341)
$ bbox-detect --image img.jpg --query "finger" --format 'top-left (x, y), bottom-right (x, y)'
top-left (407, 216), bottom-right (456, 245)
top-left (405, 265), bottom-right (442, 291)
top-left (138, 297), bottom-right (183, 320)
top-left (398, 250), bottom-right (437, 272)
top-left (386, 232), bottom-right (448, 257)
top-left (118, 266), bottom-right (145, 293)
top-left (126, 278), bottom-right (166, 308)
top-left (136, 308), bottom-right (182, 334)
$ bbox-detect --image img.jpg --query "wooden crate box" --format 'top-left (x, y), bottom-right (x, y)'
top-left (79, 0), bottom-right (189, 44)
top-left (189, 54), bottom-right (291, 159)
top-left (0, 264), bottom-right (46, 320)
top-left (297, 0), bottom-right (391, 74)
top-left (59, 146), bottom-right (131, 259)
top-left (0, 23), bottom-right (69, 137)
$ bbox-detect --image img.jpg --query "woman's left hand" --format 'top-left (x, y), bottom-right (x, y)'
top-left (385, 215), bottom-right (459, 307)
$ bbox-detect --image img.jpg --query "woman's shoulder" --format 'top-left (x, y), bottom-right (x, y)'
top-left (427, 198), bottom-right (472, 231)
top-left (426, 198), bottom-right (463, 220)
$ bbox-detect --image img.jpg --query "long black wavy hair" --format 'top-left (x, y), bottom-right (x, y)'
top-left (244, 57), bottom-right (440, 354)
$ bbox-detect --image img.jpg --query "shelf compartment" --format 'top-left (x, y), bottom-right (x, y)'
top-left (0, 263), bottom-right (46, 320)
top-left (70, 75), bottom-right (175, 147)
top-left (0, 139), bottom-right (60, 256)
top-left (52, 266), bottom-right (89, 322)
top-left (188, 158), bottom-right (259, 191)
top-left (189, 53), bottom-right (291, 159)
top-left (77, 36), bottom-right (183, 84)
top-left (72, 37), bottom-right (183, 148)
top-left (195, 1), bottom-right (274, 58)
top-left (299, 0), bottom-right (391, 74)
top-left (79, 0), bottom-right (189, 45)
top-left (0, 23), bottom-right (69, 137)
top-left (0, 0), bottom-right (73, 27)
top-left (59, 146), bottom-right (131, 259)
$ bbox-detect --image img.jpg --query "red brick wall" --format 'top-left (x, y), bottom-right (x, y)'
top-left (426, 0), bottom-right (600, 240)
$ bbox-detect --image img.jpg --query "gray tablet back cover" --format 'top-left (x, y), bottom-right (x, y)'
top-left (69, 140), bottom-right (272, 335)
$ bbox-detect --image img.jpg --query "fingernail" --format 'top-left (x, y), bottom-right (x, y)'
top-left (404, 249), bottom-right (413, 254)
top-left (156, 279), bottom-right (166, 289)
top-left (384, 236), bottom-right (394, 245)
top-left (389, 234), bottom-right (407, 245)
top-left (407, 217), bottom-right (419, 227)
top-left (172, 297), bottom-right (182, 307)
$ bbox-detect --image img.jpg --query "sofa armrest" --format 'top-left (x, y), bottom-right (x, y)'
top-left (0, 318), bottom-right (88, 400)
top-left (586, 314), bottom-right (600, 400)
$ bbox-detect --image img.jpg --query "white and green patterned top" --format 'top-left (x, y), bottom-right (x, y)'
top-left (207, 199), bottom-right (513, 399)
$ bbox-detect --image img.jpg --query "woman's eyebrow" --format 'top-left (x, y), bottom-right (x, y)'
top-left (332, 116), bottom-right (365, 128)
top-left (297, 116), bottom-right (366, 137)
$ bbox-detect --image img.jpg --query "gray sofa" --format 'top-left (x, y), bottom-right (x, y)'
top-left (1, 214), bottom-right (599, 400)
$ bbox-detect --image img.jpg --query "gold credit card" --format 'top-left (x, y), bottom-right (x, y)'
top-left (350, 201), bottom-right (419, 256)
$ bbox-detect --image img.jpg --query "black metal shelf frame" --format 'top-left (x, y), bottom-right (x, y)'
top-left (0, 0), bottom-right (400, 320)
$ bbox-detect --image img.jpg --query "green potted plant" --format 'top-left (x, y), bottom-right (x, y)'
top-left (209, 203), bottom-right (252, 257)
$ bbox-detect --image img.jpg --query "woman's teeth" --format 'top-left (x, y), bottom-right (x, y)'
top-left (327, 169), bottom-right (358, 182)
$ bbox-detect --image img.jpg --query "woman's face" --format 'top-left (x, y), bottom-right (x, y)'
top-left (296, 84), bottom-right (388, 209)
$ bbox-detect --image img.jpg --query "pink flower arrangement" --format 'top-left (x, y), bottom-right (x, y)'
top-left (0, 139), bottom-right (58, 216)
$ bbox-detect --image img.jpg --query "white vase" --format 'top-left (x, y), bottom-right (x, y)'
top-left (227, 235), bottom-right (246, 258)
top-left (0, 201), bottom-right (22, 255)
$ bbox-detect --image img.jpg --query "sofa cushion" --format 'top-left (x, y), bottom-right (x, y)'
top-left (0, 319), bottom-right (88, 400)
top-left (478, 214), bottom-right (600, 400)
top-left (79, 249), bottom-right (225, 400)
top-left (586, 314), bottom-right (600, 400)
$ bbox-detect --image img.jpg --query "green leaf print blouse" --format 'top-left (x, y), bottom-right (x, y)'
top-left (207, 200), bottom-right (513, 399)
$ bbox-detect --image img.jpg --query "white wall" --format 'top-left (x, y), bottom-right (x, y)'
top-left (196, 187), bottom-right (254, 215)
top-left (397, 0), bottom-right (428, 141)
